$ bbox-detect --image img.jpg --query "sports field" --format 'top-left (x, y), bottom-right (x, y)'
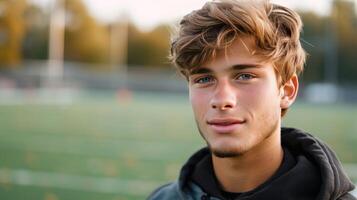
top-left (0, 92), bottom-right (356, 200)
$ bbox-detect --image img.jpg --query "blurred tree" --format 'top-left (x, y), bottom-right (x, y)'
top-left (64, 0), bottom-right (109, 64)
top-left (300, 12), bottom-right (326, 84)
top-left (0, 0), bottom-right (27, 66)
top-left (127, 24), bottom-right (171, 68)
top-left (22, 4), bottom-right (49, 60)
top-left (299, 0), bottom-right (357, 84)
top-left (330, 0), bottom-right (357, 84)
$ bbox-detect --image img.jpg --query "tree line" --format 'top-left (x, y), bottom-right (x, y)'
top-left (0, 0), bottom-right (356, 84)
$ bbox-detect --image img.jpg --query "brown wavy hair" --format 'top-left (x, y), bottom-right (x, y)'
top-left (170, 0), bottom-right (306, 116)
top-left (170, 0), bottom-right (306, 85)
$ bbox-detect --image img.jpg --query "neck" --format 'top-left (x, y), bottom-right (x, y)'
top-left (211, 130), bottom-right (283, 193)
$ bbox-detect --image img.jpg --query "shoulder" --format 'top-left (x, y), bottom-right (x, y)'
top-left (147, 181), bottom-right (182, 200)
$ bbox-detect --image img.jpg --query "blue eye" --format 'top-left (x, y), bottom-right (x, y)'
top-left (195, 76), bottom-right (213, 84)
top-left (236, 74), bottom-right (254, 80)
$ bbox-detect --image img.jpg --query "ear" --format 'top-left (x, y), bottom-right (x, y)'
top-left (280, 74), bottom-right (299, 109)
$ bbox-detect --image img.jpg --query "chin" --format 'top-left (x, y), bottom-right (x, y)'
top-left (208, 141), bottom-right (248, 158)
top-left (211, 149), bottom-right (242, 158)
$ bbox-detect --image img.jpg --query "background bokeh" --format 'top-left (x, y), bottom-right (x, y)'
top-left (0, 0), bottom-right (356, 199)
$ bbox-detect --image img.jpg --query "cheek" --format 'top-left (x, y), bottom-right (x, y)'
top-left (240, 82), bottom-right (280, 110)
top-left (189, 89), bottom-right (209, 119)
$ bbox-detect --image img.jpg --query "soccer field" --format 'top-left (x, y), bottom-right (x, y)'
top-left (0, 92), bottom-right (356, 200)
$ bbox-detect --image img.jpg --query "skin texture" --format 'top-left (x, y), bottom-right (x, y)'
top-left (188, 36), bottom-right (299, 192)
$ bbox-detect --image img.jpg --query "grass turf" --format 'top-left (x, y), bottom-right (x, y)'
top-left (0, 92), bottom-right (356, 199)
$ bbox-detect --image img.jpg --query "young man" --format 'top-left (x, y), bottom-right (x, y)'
top-left (148, 0), bottom-right (356, 199)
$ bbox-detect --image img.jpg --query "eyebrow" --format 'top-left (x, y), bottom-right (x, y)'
top-left (188, 64), bottom-right (263, 75)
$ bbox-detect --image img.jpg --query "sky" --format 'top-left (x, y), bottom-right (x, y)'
top-left (29, 0), bottom-right (355, 31)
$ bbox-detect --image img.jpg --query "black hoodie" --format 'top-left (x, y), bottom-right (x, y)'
top-left (148, 128), bottom-right (356, 200)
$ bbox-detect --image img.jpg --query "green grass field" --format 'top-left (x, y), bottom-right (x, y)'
top-left (0, 92), bottom-right (356, 200)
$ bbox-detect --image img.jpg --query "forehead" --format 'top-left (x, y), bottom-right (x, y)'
top-left (216, 37), bottom-right (264, 64)
top-left (200, 36), bottom-right (268, 71)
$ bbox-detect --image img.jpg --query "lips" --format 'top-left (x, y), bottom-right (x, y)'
top-left (207, 118), bottom-right (245, 133)
top-left (207, 118), bottom-right (245, 125)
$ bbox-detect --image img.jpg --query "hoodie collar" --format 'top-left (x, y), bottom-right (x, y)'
top-left (281, 127), bottom-right (355, 200)
top-left (177, 127), bottom-right (355, 200)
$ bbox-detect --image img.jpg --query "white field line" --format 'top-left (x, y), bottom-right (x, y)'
top-left (0, 140), bottom-right (188, 162)
top-left (0, 168), bottom-right (163, 196)
top-left (0, 133), bottom-right (195, 151)
top-left (0, 134), bottom-right (197, 161)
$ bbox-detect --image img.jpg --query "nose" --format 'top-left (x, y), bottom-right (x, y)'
top-left (210, 80), bottom-right (237, 111)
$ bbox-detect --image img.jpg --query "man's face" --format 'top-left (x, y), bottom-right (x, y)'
top-left (188, 37), bottom-right (285, 157)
